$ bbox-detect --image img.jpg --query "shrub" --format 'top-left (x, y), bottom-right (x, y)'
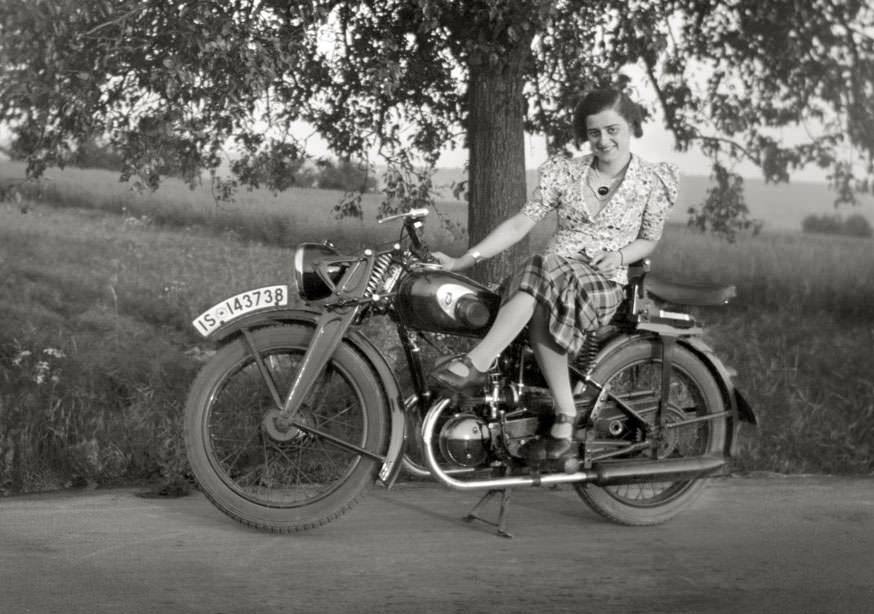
top-left (0, 324), bottom-right (197, 493)
top-left (801, 213), bottom-right (841, 234)
top-left (314, 159), bottom-right (377, 192)
top-left (72, 138), bottom-right (125, 172)
top-left (843, 213), bottom-right (874, 238)
top-left (801, 213), bottom-right (873, 238)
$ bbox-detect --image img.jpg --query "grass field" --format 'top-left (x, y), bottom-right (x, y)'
top-left (0, 161), bottom-right (468, 251)
top-left (4, 160), bottom-right (873, 246)
top-left (0, 162), bottom-right (872, 492)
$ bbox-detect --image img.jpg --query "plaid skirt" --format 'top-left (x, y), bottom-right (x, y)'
top-left (502, 253), bottom-right (624, 356)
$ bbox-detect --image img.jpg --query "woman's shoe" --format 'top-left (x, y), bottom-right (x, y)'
top-left (522, 413), bottom-right (575, 462)
top-left (431, 355), bottom-right (489, 392)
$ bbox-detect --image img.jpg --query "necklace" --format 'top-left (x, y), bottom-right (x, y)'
top-left (589, 162), bottom-right (628, 199)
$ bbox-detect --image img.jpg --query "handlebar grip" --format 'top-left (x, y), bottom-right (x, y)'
top-left (377, 207), bottom-right (430, 224)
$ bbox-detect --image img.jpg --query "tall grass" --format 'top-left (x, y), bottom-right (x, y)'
top-left (0, 203), bottom-right (294, 492)
top-left (1, 163), bottom-right (872, 492)
top-left (651, 227), bottom-right (874, 319)
top-left (0, 161), bottom-right (467, 251)
top-left (649, 228), bottom-right (874, 473)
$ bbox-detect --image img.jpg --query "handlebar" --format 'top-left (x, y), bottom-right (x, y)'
top-left (377, 208), bottom-right (430, 224)
top-left (377, 208), bottom-right (432, 261)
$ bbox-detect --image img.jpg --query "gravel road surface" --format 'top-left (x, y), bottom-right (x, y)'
top-left (1, 475), bottom-right (872, 614)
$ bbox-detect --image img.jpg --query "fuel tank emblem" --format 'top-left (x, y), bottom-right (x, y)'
top-left (435, 283), bottom-right (475, 319)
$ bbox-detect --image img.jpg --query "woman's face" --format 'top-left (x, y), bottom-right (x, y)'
top-left (584, 108), bottom-right (632, 166)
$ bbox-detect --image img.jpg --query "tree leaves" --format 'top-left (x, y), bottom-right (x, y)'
top-left (1, 0), bottom-right (872, 240)
top-left (687, 163), bottom-right (762, 242)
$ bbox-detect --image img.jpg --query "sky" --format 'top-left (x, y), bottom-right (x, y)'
top-left (0, 101), bottom-right (829, 183)
top-left (435, 123), bottom-right (830, 182)
top-left (436, 126), bottom-right (733, 176)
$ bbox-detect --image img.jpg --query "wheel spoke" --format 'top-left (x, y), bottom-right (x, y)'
top-left (204, 343), bottom-right (371, 506)
top-left (313, 438), bottom-right (350, 476)
top-left (312, 401), bottom-right (357, 429)
top-left (216, 429), bottom-right (260, 470)
top-left (185, 325), bottom-right (389, 532)
top-left (589, 354), bottom-right (722, 507)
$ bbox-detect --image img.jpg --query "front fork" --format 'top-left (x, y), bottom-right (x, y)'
top-left (278, 308), bottom-right (358, 422)
top-left (241, 307), bottom-right (388, 463)
top-left (270, 255), bottom-right (374, 429)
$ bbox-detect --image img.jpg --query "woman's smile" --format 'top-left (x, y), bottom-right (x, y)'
top-left (585, 109), bottom-right (631, 171)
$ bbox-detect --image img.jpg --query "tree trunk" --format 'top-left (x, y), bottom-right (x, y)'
top-left (466, 47), bottom-right (530, 283)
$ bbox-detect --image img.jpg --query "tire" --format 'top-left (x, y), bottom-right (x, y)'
top-left (575, 337), bottom-right (727, 526)
top-left (184, 325), bottom-right (388, 533)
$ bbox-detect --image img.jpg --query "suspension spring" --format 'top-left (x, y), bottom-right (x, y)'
top-left (574, 333), bottom-right (601, 375)
top-left (364, 254), bottom-right (393, 298)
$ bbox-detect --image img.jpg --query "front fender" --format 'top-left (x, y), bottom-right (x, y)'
top-left (206, 306), bottom-right (407, 487)
top-left (206, 305), bottom-right (323, 343)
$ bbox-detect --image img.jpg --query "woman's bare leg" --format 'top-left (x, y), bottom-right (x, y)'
top-left (529, 303), bottom-right (575, 439)
top-left (445, 292), bottom-right (536, 375)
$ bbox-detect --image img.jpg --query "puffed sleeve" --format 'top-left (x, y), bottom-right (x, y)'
top-left (520, 156), bottom-right (566, 222)
top-left (638, 162), bottom-right (679, 241)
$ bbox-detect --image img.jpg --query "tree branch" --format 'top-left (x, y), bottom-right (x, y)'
top-left (85, 4), bottom-right (150, 37)
top-left (691, 132), bottom-right (758, 164)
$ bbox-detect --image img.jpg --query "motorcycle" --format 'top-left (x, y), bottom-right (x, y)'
top-left (184, 208), bottom-right (756, 536)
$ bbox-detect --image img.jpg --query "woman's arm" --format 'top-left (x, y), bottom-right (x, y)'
top-left (589, 238), bottom-right (657, 274)
top-left (433, 212), bottom-right (537, 271)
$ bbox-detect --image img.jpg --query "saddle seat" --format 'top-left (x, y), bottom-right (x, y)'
top-left (645, 274), bottom-right (736, 307)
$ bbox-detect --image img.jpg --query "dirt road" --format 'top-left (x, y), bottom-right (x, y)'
top-left (1, 475), bottom-right (872, 614)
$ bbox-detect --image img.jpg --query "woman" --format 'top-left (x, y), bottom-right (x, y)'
top-left (431, 88), bottom-right (679, 460)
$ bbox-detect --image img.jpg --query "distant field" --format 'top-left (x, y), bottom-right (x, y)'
top-left (0, 161), bottom-right (872, 492)
top-left (430, 167), bottom-right (874, 232)
top-left (0, 161), bottom-right (467, 251)
top-left (3, 161), bottom-right (874, 241)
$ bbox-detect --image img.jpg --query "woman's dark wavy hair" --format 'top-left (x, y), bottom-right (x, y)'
top-left (573, 89), bottom-right (645, 140)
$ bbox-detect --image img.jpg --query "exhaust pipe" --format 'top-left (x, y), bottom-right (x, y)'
top-left (592, 456), bottom-right (725, 485)
top-left (422, 398), bottom-right (725, 491)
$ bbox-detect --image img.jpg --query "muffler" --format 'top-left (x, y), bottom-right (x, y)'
top-left (422, 398), bottom-right (725, 491)
top-left (591, 456), bottom-right (725, 485)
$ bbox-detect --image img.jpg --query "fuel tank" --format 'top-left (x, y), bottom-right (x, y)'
top-left (394, 269), bottom-right (501, 336)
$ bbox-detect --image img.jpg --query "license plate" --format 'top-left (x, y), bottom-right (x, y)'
top-left (192, 285), bottom-right (289, 337)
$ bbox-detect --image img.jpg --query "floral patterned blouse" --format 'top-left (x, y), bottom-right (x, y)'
top-left (521, 153), bottom-right (679, 285)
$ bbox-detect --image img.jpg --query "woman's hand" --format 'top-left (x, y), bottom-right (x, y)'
top-left (432, 251), bottom-right (465, 272)
top-left (590, 250), bottom-right (623, 275)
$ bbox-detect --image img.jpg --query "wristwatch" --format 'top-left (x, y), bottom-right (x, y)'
top-left (468, 250), bottom-right (483, 264)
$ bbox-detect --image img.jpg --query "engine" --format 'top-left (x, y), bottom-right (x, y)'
top-left (438, 414), bottom-right (491, 467)
top-left (434, 387), bottom-right (557, 468)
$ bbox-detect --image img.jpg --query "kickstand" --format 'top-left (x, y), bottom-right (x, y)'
top-left (464, 488), bottom-right (513, 538)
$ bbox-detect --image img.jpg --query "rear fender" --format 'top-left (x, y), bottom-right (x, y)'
top-left (207, 307), bottom-right (407, 487)
top-left (679, 337), bottom-right (757, 423)
top-left (677, 336), bottom-right (757, 458)
top-left (588, 333), bottom-right (757, 458)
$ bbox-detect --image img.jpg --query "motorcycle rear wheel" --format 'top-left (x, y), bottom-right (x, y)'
top-left (575, 338), bottom-right (727, 525)
top-left (184, 325), bottom-right (388, 533)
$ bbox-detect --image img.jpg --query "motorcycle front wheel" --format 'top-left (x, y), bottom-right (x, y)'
top-left (184, 325), bottom-right (388, 533)
top-left (575, 337), bottom-right (727, 526)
